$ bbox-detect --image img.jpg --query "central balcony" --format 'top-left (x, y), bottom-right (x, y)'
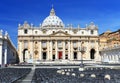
top-left (42, 43), bottom-right (47, 48)
top-left (73, 43), bottom-right (77, 48)
top-left (58, 43), bottom-right (63, 48)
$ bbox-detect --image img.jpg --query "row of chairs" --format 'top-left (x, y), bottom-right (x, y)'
top-left (32, 67), bottom-right (120, 83)
top-left (0, 68), bottom-right (31, 83)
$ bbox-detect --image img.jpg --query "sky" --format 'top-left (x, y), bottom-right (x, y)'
top-left (0, 0), bottom-right (120, 47)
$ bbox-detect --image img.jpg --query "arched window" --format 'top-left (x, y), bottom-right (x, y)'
top-left (35, 31), bottom-right (38, 34)
top-left (53, 31), bottom-right (55, 33)
top-left (82, 31), bottom-right (84, 34)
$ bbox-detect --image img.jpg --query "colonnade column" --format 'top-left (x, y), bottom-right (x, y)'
top-left (4, 42), bottom-right (7, 65)
top-left (0, 44), bottom-right (2, 66)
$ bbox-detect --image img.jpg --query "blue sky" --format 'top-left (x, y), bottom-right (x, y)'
top-left (0, 0), bottom-right (120, 47)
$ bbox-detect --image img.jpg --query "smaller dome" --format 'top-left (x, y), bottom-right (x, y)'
top-left (42, 7), bottom-right (64, 28)
top-left (105, 30), bottom-right (111, 33)
top-left (87, 22), bottom-right (98, 30)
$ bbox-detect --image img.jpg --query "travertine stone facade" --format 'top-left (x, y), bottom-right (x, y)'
top-left (18, 7), bottom-right (100, 63)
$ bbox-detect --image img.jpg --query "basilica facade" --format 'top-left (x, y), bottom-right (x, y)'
top-left (18, 7), bottom-right (100, 63)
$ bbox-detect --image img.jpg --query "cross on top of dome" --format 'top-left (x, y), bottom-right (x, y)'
top-left (50, 5), bottom-right (55, 16)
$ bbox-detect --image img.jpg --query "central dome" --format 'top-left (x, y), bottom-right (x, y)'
top-left (42, 7), bottom-right (64, 28)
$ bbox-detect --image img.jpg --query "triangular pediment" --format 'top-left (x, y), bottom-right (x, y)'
top-left (50, 30), bottom-right (71, 36)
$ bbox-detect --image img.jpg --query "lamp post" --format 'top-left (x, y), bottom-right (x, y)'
top-left (79, 46), bottom-right (86, 68)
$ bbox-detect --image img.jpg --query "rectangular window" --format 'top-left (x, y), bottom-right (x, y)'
top-left (91, 30), bottom-right (94, 34)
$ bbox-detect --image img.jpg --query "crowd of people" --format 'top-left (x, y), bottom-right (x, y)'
top-left (0, 68), bottom-right (31, 83)
top-left (32, 68), bottom-right (120, 83)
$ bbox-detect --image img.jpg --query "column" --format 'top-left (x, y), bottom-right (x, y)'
top-left (19, 41), bottom-right (22, 62)
top-left (68, 40), bottom-right (70, 60)
top-left (63, 41), bottom-right (65, 60)
top-left (77, 40), bottom-right (81, 60)
top-left (18, 41), bottom-right (22, 63)
top-left (111, 53), bottom-right (113, 61)
top-left (70, 41), bottom-right (73, 60)
top-left (102, 54), bottom-right (104, 62)
top-left (32, 41), bottom-right (34, 62)
top-left (55, 41), bottom-right (58, 59)
top-left (116, 50), bottom-right (119, 62)
top-left (95, 40), bottom-right (100, 61)
top-left (108, 55), bottom-right (110, 61)
top-left (0, 44), bottom-right (2, 66)
top-left (49, 40), bottom-right (52, 60)
top-left (103, 53), bottom-right (106, 62)
top-left (0, 30), bottom-right (3, 66)
top-left (39, 41), bottom-right (42, 60)
top-left (119, 51), bottom-right (120, 62)
top-left (112, 52), bottom-right (114, 62)
top-left (28, 41), bottom-right (30, 61)
top-left (4, 42), bottom-right (7, 65)
top-left (110, 54), bottom-right (112, 61)
top-left (101, 55), bottom-right (103, 62)
top-left (47, 40), bottom-right (49, 60)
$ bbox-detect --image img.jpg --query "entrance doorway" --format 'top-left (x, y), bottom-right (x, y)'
top-left (52, 55), bottom-right (55, 61)
top-left (65, 54), bottom-right (68, 59)
top-left (58, 51), bottom-right (62, 59)
top-left (90, 49), bottom-right (95, 59)
top-left (42, 52), bottom-right (47, 60)
top-left (74, 52), bottom-right (77, 60)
